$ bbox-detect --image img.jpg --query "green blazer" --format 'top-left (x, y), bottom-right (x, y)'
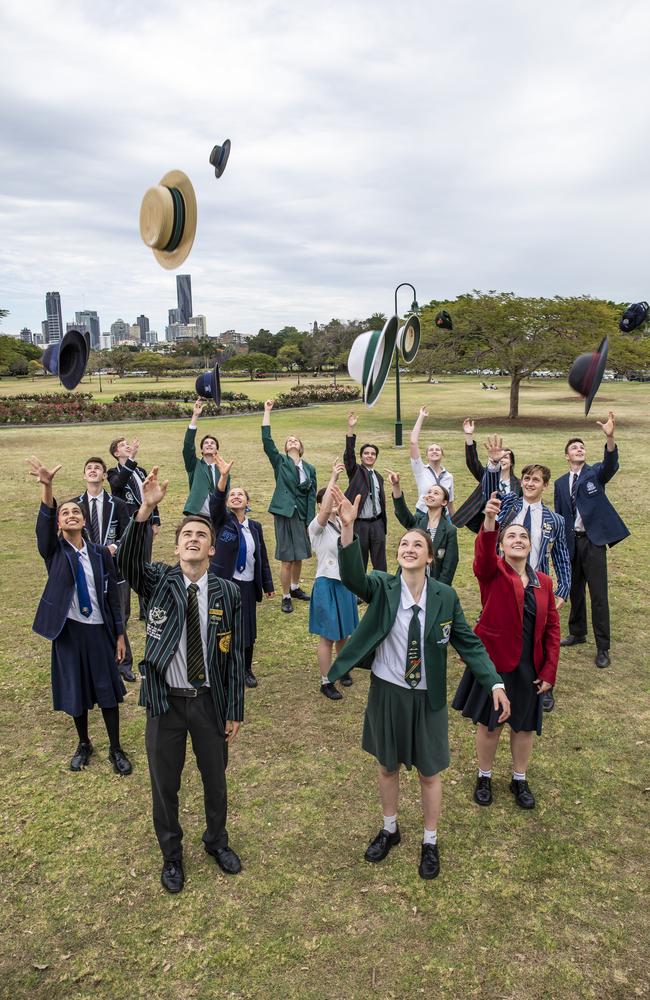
top-left (182, 427), bottom-right (229, 515)
top-left (328, 537), bottom-right (501, 711)
top-left (392, 494), bottom-right (459, 586)
top-left (262, 425), bottom-right (317, 524)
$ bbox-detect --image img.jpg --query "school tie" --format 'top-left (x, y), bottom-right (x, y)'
top-left (75, 557), bottom-right (93, 618)
top-left (570, 472), bottom-right (579, 519)
top-left (404, 605), bottom-right (422, 689)
top-left (90, 498), bottom-right (100, 544)
top-left (369, 470), bottom-right (378, 516)
top-left (186, 583), bottom-right (206, 688)
top-left (523, 504), bottom-right (532, 536)
top-left (236, 524), bottom-right (247, 574)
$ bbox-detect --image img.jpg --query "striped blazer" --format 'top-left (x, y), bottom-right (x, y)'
top-left (497, 492), bottom-right (571, 601)
top-left (117, 517), bottom-right (244, 722)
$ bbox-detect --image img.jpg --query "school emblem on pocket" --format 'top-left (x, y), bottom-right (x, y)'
top-left (149, 606), bottom-right (168, 625)
top-left (437, 547), bottom-right (446, 559)
top-left (437, 619), bottom-right (452, 645)
top-left (218, 631), bottom-right (232, 653)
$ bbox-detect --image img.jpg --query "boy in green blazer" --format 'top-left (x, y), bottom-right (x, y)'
top-left (328, 486), bottom-right (509, 880)
top-left (182, 398), bottom-right (229, 515)
top-left (387, 470), bottom-right (459, 586)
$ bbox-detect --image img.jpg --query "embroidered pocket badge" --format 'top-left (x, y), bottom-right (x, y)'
top-left (218, 631), bottom-right (232, 653)
top-left (437, 619), bottom-right (453, 645)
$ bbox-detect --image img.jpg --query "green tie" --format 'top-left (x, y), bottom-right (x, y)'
top-left (405, 605), bottom-right (422, 689)
top-left (186, 583), bottom-right (206, 688)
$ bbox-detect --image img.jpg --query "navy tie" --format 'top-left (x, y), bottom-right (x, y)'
top-left (570, 473), bottom-right (579, 519)
top-left (75, 557), bottom-right (93, 618)
top-left (236, 524), bottom-right (247, 574)
top-left (523, 504), bottom-right (532, 536)
top-left (90, 498), bottom-right (100, 544)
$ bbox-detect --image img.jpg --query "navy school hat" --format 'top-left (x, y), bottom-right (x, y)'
top-left (435, 310), bottom-right (453, 331)
top-left (195, 363), bottom-right (221, 404)
top-left (209, 140), bottom-right (231, 178)
top-left (619, 301), bottom-right (648, 332)
top-left (567, 337), bottom-right (609, 416)
top-left (42, 327), bottom-right (89, 390)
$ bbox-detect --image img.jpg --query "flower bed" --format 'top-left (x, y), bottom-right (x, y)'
top-left (113, 390), bottom-right (250, 403)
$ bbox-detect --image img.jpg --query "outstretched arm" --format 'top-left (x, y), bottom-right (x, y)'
top-left (317, 459), bottom-right (345, 526)
top-left (27, 457), bottom-right (63, 560)
top-left (410, 405), bottom-right (428, 461)
top-left (26, 455), bottom-right (62, 509)
top-left (344, 412), bottom-right (358, 478)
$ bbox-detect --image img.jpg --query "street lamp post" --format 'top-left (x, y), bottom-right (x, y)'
top-left (393, 283), bottom-right (419, 446)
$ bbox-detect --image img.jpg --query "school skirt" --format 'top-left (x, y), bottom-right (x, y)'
top-left (451, 657), bottom-right (543, 736)
top-left (51, 619), bottom-right (126, 717)
top-left (233, 578), bottom-right (257, 648)
top-left (362, 674), bottom-right (450, 777)
top-left (309, 577), bottom-right (358, 641)
top-left (274, 511), bottom-right (312, 562)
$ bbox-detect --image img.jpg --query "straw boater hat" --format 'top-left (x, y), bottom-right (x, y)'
top-left (42, 327), bottom-right (89, 391)
top-left (567, 336), bottom-right (609, 416)
top-left (139, 169), bottom-right (197, 270)
top-left (347, 316), bottom-right (398, 407)
top-left (397, 314), bottom-right (421, 364)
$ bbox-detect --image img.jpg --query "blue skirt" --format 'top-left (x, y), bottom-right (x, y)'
top-left (309, 577), bottom-right (358, 641)
top-left (51, 619), bottom-right (126, 717)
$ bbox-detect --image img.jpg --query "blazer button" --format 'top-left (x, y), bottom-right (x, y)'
top-left (198, 673), bottom-right (205, 681)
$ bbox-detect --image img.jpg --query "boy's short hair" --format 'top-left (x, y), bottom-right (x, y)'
top-left (520, 463), bottom-right (551, 485)
top-left (200, 435), bottom-right (219, 450)
top-left (359, 443), bottom-right (379, 458)
top-left (109, 437), bottom-right (126, 458)
top-left (84, 456), bottom-right (107, 472)
top-left (564, 437), bottom-right (585, 454)
top-left (174, 515), bottom-right (215, 545)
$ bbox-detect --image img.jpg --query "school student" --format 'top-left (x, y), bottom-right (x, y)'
top-left (452, 419), bottom-right (521, 533)
top-left (27, 456), bottom-right (132, 776)
top-left (387, 471), bottom-right (459, 586)
top-left (327, 486), bottom-right (510, 880)
top-left (344, 411), bottom-right (387, 571)
top-left (182, 398), bottom-right (229, 516)
top-left (409, 405), bottom-right (455, 515)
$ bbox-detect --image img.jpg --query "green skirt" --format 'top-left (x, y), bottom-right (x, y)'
top-left (274, 511), bottom-right (312, 562)
top-left (362, 674), bottom-right (450, 777)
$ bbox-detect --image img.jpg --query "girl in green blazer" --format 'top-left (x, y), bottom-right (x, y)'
top-left (327, 486), bottom-right (510, 881)
top-left (387, 471), bottom-right (459, 585)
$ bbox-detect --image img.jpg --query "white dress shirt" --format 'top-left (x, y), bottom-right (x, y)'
top-left (296, 459), bottom-right (307, 485)
top-left (308, 517), bottom-right (342, 580)
top-left (66, 541), bottom-right (104, 625)
top-left (411, 458), bottom-right (454, 513)
top-left (372, 578), bottom-right (428, 690)
top-left (233, 519), bottom-right (255, 582)
top-left (86, 490), bottom-right (105, 543)
top-left (513, 501), bottom-right (544, 570)
top-left (359, 469), bottom-right (381, 519)
top-left (165, 572), bottom-right (211, 688)
top-left (571, 471), bottom-right (585, 531)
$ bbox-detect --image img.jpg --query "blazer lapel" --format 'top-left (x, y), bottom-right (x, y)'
top-left (88, 545), bottom-right (105, 605)
top-left (103, 493), bottom-right (115, 545)
top-left (207, 573), bottom-right (225, 665)
top-left (424, 577), bottom-right (443, 643)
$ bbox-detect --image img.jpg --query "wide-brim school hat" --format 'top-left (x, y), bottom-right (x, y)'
top-left (42, 327), bottom-right (89, 391)
top-left (348, 315), bottom-right (398, 407)
top-left (397, 314), bottom-right (421, 363)
top-left (139, 169), bottom-right (197, 270)
top-left (435, 310), bottom-right (453, 331)
top-left (619, 301), bottom-right (648, 332)
top-left (195, 363), bottom-right (222, 404)
top-left (567, 336), bottom-right (609, 415)
top-left (209, 140), bottom-right (231, 178)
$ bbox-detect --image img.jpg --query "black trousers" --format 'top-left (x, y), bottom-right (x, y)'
top-left (145, 692), bottom-right (229, 861)
top-left (568, 535), bottom-right (610, 650)
top-left (355, 518), bottom-right (387, 572)
top-left (116, 580), bottom-right (133, 670)
top-left (137, 524), bottom-right (154, 620)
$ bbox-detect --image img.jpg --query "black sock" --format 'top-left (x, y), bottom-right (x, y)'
top-left (101, 706), bottom-right (121, 750)
top-left (73, 711), bottom-right (89, 745)
top-left (244, 645), bottom-right (254, 673)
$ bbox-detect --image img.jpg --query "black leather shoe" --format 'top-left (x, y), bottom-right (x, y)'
top-left (244, 671), bottom-right (258, 688)
top-left (109, 747), bottom-right (133, 776)
top-left (120, 669), bottom-right (137, 682)
top-left (70, 741), bottom-right (93, 771)
top-left (473, 775), bottom-right (493, 806)
top-left (364, 826), bottom-right (401, 862)
top-left (595, 649), bottom-right (611, 668)
top-left (320, 681), bottom-right (343, 701)
top-left (560, 634), bottom-right (586, 647)
top-left (281, 597), bottom-right (293, 613)
top-left (340, 672), bottom-right (353, 687)
top-left (542, 688), bottom-right (555, 712)
top-left (418, 843), bottom-right (440, 880)
top-left (290, 587), bottom-right (310, 601)
top-left (509, 778), bottom-right (535, 809)
top-left (161, 859), bottom-right (184, 894)
top-left (208, 846), bottom-right (242, 874)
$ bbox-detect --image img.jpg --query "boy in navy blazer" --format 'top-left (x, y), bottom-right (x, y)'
top-left (554, 411), bottom-right (629, 669)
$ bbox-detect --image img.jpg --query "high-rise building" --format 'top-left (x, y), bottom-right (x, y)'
top-left (101, 332), bottom-right (112, 351)
top-left (176, 274), bottom-right (193, 325)
top-left (45, 291), bottom-right (63, 344)
top-left (189, 314), bottom-right (207, 337)
top-left (110, 318), bottom-right (130, 343)
top-left (41, 320), bottom-right (49, 341)
top-left (19, 327), bottom-right (33, 344)
top-left (168, 307), bottom-right (180, 326)
top-left (136, 314), bottom-right (150, 343)
top-left (76, 310), bottom-right (101, 349)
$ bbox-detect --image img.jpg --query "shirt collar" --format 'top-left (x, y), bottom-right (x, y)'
top-left (399, 576), bottom-right (428, 613)
top-left (66, 539), bottom-right (88, 557)
top-left (183, 571), bottom-right (209, 593)
top-left (524, 500), bottom-right (543, 511)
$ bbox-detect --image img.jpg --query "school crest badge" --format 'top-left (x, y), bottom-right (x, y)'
top-left (218, 631), bottom-right (232, 653)
top-left (149, 607), bottom-right (168, 625)
top-left (437, 619), bottom-right (453, 645)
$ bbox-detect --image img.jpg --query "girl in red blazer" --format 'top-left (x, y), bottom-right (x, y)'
top-left (452, 493), bottom-right (560, 810)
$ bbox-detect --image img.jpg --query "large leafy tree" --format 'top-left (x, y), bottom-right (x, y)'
top-left (222, 352), bottom-right (279, 380)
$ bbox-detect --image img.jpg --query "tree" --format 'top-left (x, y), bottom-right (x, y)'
top-left (9, 357), bottom-right (28, 376)
top-left (222, 352), bottom-right (278, 380)
top-left (277, 343), bottom-right (304, 370)
top-left (136, 351), bottom-right (167, 381)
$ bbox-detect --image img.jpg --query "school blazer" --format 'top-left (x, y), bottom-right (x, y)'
top-left (32, 501), bottom-right (123, 642)
top-left (182, 427), bottom-right (230, 515)
top-left (328, 536), bottom-right (502, 711)
top-left (497, 493), bottom-right (571, 601)
top-left (261, 426), bottom-right (317, 523)
top-left (117, 517), bottom-right (245, 722)
top-left (208, 487), bottom-right (274, 600)
top-left (74, 490), bottom-right (130, 548)
top-left (107, 459), bottom-right (161, 525)
top-left (392, 494), bottom-right (459, 586)
top-left (344, 433), bottom-right (387, 532)
top-left (554, 446), bottom-right (630, 558)
top-left (473, 527), bottom-right (560, 686)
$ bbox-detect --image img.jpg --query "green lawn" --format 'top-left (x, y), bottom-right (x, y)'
top-left (0, 377), bottom-right (648, 999)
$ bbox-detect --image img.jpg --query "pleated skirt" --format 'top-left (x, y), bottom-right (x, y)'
top-left (51, 619), bottom-right (126, 717)
top-left (309, 577), bottom-right (358, 640)
top-left (362, 674), bottom-right (450, 777)
top-left (274, 511), bottom-right (312, 562)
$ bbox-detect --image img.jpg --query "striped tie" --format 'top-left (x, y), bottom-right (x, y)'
top-left (570, 472), bottom-right (579, 520)
top-left (186, 583), bottom-right (206, 687)
top-left (90, 498), bottom-right (100, 544)
top-left (405, 606), bottom-right (422, 689)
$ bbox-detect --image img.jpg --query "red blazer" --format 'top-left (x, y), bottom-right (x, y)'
top-left (473, 528), bottom-right (560, 685)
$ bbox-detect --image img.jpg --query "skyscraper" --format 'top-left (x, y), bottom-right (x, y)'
top-left (136, 314), bottom-right (150, 344)
top-left (20, 327), bottom-right (33, 344)
top-left (76, 310), bottom-right (101, 350)
top-left (45, 292), bottom-right (63, 344)
top-left (176, 274), bottom-right (193, 325)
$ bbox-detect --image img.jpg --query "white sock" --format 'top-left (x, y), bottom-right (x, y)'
top-left (290, 584), bottom-right (300, 592)
top-left (423, 828), bottom-right (437, 846)
top-left (478, 768), bottom-right (492, 778)
top-left (320, 676), bottom-right (331, 686)
top-left (513, 770), bottom-right (526, 782)
top-left (383, 814), bottom-right (397, 834)
top-left (283, 593), bottom-right (291, 599)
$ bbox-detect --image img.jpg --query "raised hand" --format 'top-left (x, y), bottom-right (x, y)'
top-left (385, 468), bottom-right (400, 487)
top-left (462, 417), bottom-right (475, 435)
top-left (347, 411), bottom-right (358, 430)
top-left (215, 454), bottom-right (234, 478)
top-left (484, 433), bottom-right (505, 463)
top-left (141, 466), bottom-right (169, 509)
top-left (418, 405), bottom-right (429, 420)
top-left (330, 485), bottom-right (361, 527)
top-left (264, 399), bottom-right (274, 412)
top-left (331, 458), bottom-right (345, 480)
top-left (484, 490), bottom-right (501, 526)
top-left (596, 410), bottom-right (615, 438)
top-left (192, 399), bottom-right (204, 419)
top-left (128, 437), bottom-right (140, 459)
top-left (26, 456), bottom-right (62, 485)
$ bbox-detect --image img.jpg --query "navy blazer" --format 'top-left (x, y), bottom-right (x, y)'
top-left (32, 501), bottom-right (123, 642)
top-left (497, 493), bottom-right (571, 600)
top-left (208, 488), bottom-right (274, 601)
top-left (554, 446), bottom-right (630, 558)
top-left (107, 459), bottom-right (161, 525)
top-left (74, 490), bottom-right (130, 548)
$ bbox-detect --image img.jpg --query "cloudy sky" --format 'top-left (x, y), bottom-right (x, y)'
top-left (2, 0), bottom-right (649, 339)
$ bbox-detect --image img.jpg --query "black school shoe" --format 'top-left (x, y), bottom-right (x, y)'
top-left (161, 859), bottom-right (184, 894)
top-left (418, 843), bottom-right (440, 880)
top-left (595, 649), bottom-right (611, 668)
top-left (281, 596), bottom-right (293, 613)
top-left (109, 747), bottom-right (133, 776)
top-left (473, 775), bottom-right (493, 806)
top-left (542, 688), bottom-right (555, 712)
top-left (340, 672), bottom-right (353, 687)
top-left (70, 741), bottom-right (93, 771)
top-left (559, 634), bottom-right (586, 647)
top-left (207, 846), bottom-right (242, 875)
top-left (509, 778), bottom-right (535, 809)
top-left (320, 681), bottom-right (343, 701)
top-left (244, 670), bottom-right (258, 688)
top-left (290, 587), bottom-right (310, 601)
top-left (364, 826), bottom-right (401, 862)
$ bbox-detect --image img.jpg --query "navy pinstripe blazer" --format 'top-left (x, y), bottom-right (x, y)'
top-left (117, 517), bottom-right (245, 722)
top-left (496, 492), bottom-right (572, 601)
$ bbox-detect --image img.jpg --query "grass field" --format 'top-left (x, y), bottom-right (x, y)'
top-left (0, 375), bottom-right (648, 1000)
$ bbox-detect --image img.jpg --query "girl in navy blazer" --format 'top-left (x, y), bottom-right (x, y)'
top-left (208, 454), bottom-right (275, 688)
top-left (453, 493), bottom-right (560, 810)
top-left (27, 457), bottom-right (132, 775)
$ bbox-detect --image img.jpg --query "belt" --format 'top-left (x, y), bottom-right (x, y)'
top-left (168, 686), bottom-right (210, 698)
top-left (574, 530), bottom-right (587, 537)
top-left (358, 515), bottom-right (382, 523)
